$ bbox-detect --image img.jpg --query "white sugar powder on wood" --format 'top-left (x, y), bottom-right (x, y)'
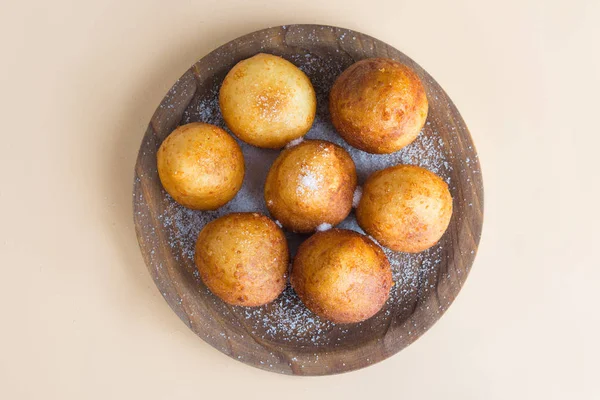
top-left (352, 186), bottom-right (363, 208)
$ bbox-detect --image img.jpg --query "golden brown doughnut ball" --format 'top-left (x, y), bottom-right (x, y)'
top-left (157, 122), bottom-right (244, 210)
top-left (357, 165), bottom-right (452, 253)
top-left (329, 58), bottom-right (428, 154)
top-left (219, 53), bottom-right (317, 149)
top-left (291, 229), bottom-right (392, 324)
top-left (264, 140), bottom-right (357, 233)
top-left (194, 213), bottom-right (288, 306)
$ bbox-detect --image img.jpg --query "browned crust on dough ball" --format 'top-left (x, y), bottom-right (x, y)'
top-left (219, 53), bottom-right (316, 149)
top-left (329, 58), bottom-right (428, 154)
top-left (264, 140), bottom-right (357, 233)
top-left (357, 165), bottom-right (453, 253)
top-left (194, 213), bottom-right (288, 306)
top-left (291, 229), bottom-right (392, 323)
top-left (157, 122), bottom-right (244, 210)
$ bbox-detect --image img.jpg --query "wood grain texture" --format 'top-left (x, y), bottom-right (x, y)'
top-left (133, 25), bottom-right (484, 376)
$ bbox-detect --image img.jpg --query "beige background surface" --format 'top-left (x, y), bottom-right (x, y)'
top-left (1, 0), bottom-right (599, 398)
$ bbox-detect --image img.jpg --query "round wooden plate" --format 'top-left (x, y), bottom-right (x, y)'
top-left (133, 24), bottom-right (483, 375)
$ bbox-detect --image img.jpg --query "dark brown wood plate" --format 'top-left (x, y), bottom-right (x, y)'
top-left (133, 24), bottom-right (483, 375)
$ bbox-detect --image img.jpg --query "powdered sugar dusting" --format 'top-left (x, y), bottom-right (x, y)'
top-left (236, 286), bottom-right (337, 346)
top-left (352, 186), bottom-right (363, 208)
top-left (316, 223), bottom-right (332, 232)
top-left (284, 137), bottom-right (304, 149)
top-left (139, 47), bottom-right (461, 349)
top-left (297, 164), bottom-right (322, 194)
top-left (305, 117), bottom-right (453, 184)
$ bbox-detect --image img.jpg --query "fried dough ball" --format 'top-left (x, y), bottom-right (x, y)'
top-left (194, 213), bottom-right (288, 307)
top-left (264, 140), bottom-right (357, 233)
top-left (329, 58), bottom-right (428, 154)
top-left (356, 165), bottom-right (452, 253)
top-left (157, 122), bottom-right (244, 210)
top-left (291, 229), bottom-right (392, 324)
top-left (219, 53), bottom-right (316, 148)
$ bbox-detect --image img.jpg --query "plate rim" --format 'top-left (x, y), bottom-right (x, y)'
top-left (132, 23), bottom-right (484, 376)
